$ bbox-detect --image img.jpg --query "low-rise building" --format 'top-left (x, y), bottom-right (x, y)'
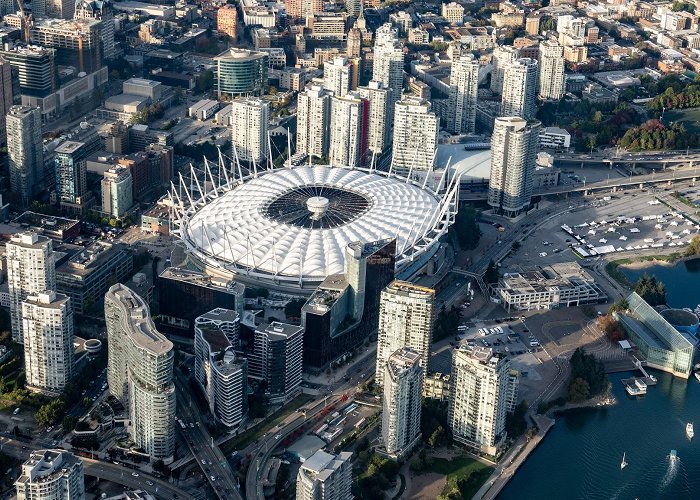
top-left (539, 126), bottom-right (571, 150)
top-left (423, 372), bottom-right (450, 401)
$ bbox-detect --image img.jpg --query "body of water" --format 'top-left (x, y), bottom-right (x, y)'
top-left (622, 258), bottom-right (700, 309)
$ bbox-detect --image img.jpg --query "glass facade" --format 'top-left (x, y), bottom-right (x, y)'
top-left (215, 49), bottom-right (268, 97)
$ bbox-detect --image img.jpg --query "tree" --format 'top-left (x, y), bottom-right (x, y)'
top-left (196, 70), bottom-right (215, 93)
top-left (485, 260), bottom-right (500, 284)
top-left (452, 206), bottom-right (481, 250)
top-left (428, 426), bottom-right (446, 448)
top-left (63, 415), bottom-right (78, 432)
top-left (284, 298), bottom-right (305, 319)
top-left (35, 400), bottom-right (65, 427)
top-left (634, 274), bottom-right (666, 306)
top-left (569, 377), bottom-right (590, 402)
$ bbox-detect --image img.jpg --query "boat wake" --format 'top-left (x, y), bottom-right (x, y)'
top-left (659, 456), bottom-right (679, 491)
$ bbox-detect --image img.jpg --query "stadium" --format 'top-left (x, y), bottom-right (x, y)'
top-left (168, 157), bottom-right (461, 292)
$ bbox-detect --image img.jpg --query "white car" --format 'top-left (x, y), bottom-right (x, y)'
top-left (131, 472), bottom-right (139, 477)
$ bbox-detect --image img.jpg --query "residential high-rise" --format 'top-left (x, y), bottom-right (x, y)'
top-left (105, 284), bottom-right (176, 462)
top-left (31, 18), bottom-right (102, 74)
top-left (217, 4), bottom-right (237, 39)
top-left (74, 0), bottom-right (115, 60)
top-left (194, 309), bottom-right (247, 429)
top-left (357, 81), bottom-right (390, 156)
top-left (250, 322), bottom-right (304, 404)
top-left (231, 98), bottom-right (270, 165)
top-left (296, 450), bottom-right (353, 500)
top-left (490, 45), bottom-right (519, 95)
top-left (286, 0), bottom-right (323, 20)
top-left (488, 117), bottom-right (541, 216)
top-left (538, 40), bottom-right (565, 101)
top-left (347, 27), bottom-right (362, 58)
top-left (54, 141), bottom-right (87, 205)
top-left (296, 85), bottom-right (331, 160)
top-left (0, 56), bottom-right (14, 146)
top-left (7, 105), bottom-right (43, 208)
top-left (323, 56), bottom-right (352, 97)
top-left (6, 232), bottom-right (56, 343)
top-left (381, 348), bottom-right (422, 458)
top-left (214, 48), bottom-right (268, 98)
top-left (33, 0), bottom-right (76, 19)
top-left (346, 0), bottom-right (361, 17)
top-left (442, 2), bottom-right (465, 24)
top-left (22, 291), bottom-right (74, 395)
top-left (375, 280), bottom-right (435, 386)
top-left (391, 97), bottom-right (438, 175)
top-left (373, 23), bottom-right (404, 125)
top-left (15, 450), bottom-right (85, 500)
top-left (101, 166), bottom-right (133, 218)
top-left (448, 346), bottom-right (518, 455)
top-left (501, 58), bottom-right (538, 120)
top-left (329, 91), bottom-right (368, 168)
top-left (448, 53), bottom-right (479, 134)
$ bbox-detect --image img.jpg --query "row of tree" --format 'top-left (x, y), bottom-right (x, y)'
top-left (618, 120), bottom-right (699, 152)
top-left (568, 348), bottom-right (607, 403)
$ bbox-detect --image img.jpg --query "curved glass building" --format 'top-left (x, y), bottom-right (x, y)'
top-left (214, 48), bottom-right (268, 97)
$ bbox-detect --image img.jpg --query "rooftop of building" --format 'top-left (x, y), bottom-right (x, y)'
top-left (214, 47), bottom-right (268, 61)
top-left (257, 321), bottom-right (303, 339)
top-left (106, 94), bottom-right (149, 106)
top-left (659, 308), bottom-right (699, 327)
top-left (57, 240), bottom-right (128, 276)
top-left (160, 267), bottom-right (245, 295)
top-left (24, 291), bottom-right (70, 309)
top-left (124, 78), bottom-right (161, 88)
top-left (384, 280), bottom-right (435, 299)
top-left (500, 262), bottom-right (597, 294)
top-left (197, 307), bottom-right (240, 325)
top-left (8, 231), bottom-right (51, 249)
top-left (54, 141), bottom-right (85, 155)
top-left (14, 212), bottom-right (80, 236)
top-left (301, 450), bottom-right (351, 475)
top-left (16, 449), bottom-right (80, 485)
top-left (456, 344), bottom-right (504, 368)
top-left (34, 17), bottom-right (101, 30)
top-left (2, 44), bottom-right (53, 56)
top-left (386, 347), bottom-right (421, 378)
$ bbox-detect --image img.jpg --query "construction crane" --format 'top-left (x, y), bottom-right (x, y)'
top-left (15, 0), bottom-right (32, 44)
top-left (74, 23), bottom-right (84, 73)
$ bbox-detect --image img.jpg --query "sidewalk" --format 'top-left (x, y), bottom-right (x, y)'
top-left (303, 344), bottom-right (377, 387)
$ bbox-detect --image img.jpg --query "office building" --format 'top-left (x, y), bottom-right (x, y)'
top-left (194, 309), bottom-right (247, 428)
top-left (2, 46), bottom-right (56, 99)
top-left (250, 322), bottom-right (304, 404)
top-left (448, 53), bottom-right (479, 134)
top-left (15, 450), bottom-right (85, 500)
top-left (538, 40), bottom-right (565, 101)
top-left (54, 141), bottom-right (87, 205)
top-left (22, 291), bottom-right (73, 395)
top-left (0, 56), bottom-right (13, 146)
top-left (74, 0), bottom-right (115, 60)
top-left (296, 450), bottom-right (353, 500)
top-left (217, 4), bottom-right (237, 39)
top-left (449, 345), bottom-right (517, 455)
top-left (501, 58), bottom-right (538, 120)
top-left (215, 48), bottom-right (268, 98)
top-left (375, 280), bottom-right (435, 387)
top-left (101, 166), bottom-right (133, 218)
top-left (105, 284), bottom-right (176, 462)
top-left (286, 0), bottom-right (323, 20)
top-left (373, 23), bottom-right (404, 123)
top-left (490, 45), bottom-right (519, 95)
top-left (296, 85), bottom-right (331, 160)
top-left (357, 81), bottom-right (390, 156)
top-left (323, 57), bottom-right (352, 97)
top-left (329, 91), bottom-right (368, 168)
top-left (488, 117), bottom-right (541, 216)
top-left (442, 2), bottom-right (465, 24)
top-left (381, 348), bottom-right (422, 458)
top-left (231, 98), bottom-right (269, 165)
top-left (6, 232), bottom-right (56, 343)
top-left (391, 97), bottom-right (438, 175)
top-left (7, 105), bottom-right (43, 208)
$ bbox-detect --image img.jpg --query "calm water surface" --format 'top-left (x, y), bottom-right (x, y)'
top-left (622, 258), bottom-right (700, 309)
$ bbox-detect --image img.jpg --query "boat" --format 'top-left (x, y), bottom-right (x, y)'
top-left (687, 422), bottom-right (694, 439)
top-left (620, 452), bottom-right (628, 470)
top-left (695, 372), bottom-right (700, 383)
top-left (670, 450), bottom-right (678, 464)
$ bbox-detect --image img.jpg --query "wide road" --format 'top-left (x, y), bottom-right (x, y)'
top-left (0, 436), bottom-right (194, 499)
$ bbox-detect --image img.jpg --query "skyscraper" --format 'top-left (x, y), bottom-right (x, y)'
top-left (358, 81), bottom-right (390, 156)
top-left (382, 348), bottom-right (422, 458)
top-left (448, 53), bottom-right (479, 134)
top-left (6, 232), bottom-right (56, 343)
top-left (347, 27), bottom-right (362, 59)
top-left (323, 56), bottom-right (352, 97)
top-left (250, 322), bottom-right (304, 404)
top-left (16, 450), bottom-right (85, 500)
top-left (488, 116), bottom-right (541, 216)
top-left (448, 346), bottom-right (518, 455)
top-left (194, 309), bottom-right (248, 429)
top-left (216, 4), bottom-right (237, 39)
top-left (490, 45), bottom-right (519, 95)
top-left (22, 291), bottom-right (74, 395)
top-left (101, 166), bottom-right (133, 218)
top-left (105, 283), bottom-right (176, 462)
top-left (231, 98), bottom-right (270, 165)
top-left (214, 48), bottom-right (268, 98)
top-left (538, 40), bottom-right (565, 101)
top-left (33, 0), bottom-right (76, 19)
top-left (54, 141), bottom-right (87, 205)
top-left (0, 56), bottom-right (14, 146)
top-left (373, 23), bottom-right (404, 125)
top-left (2, 46), bottom-right (56, 99)
top-left (74, 0), bottom-right (115, 60)
top-left (297, 85), bottom-right (331, 160)
top-left (346, 0), bottom-right (362, 17)
top-left (296, 450), bottom-right (353, 500)
top-left (7, 105), bottom-right (43, 208)
top-left (286, 0), bottom-right (323, 21)
top-left (501, 58), bottom-right (538, 120)
top-left (391, 96), bottom-right (438, 175)
top-left (329, 91), bottom-right (368, 168)
top-left (375, 280), bottom-right (435, 387)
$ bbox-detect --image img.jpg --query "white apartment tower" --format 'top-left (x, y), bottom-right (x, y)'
top-left (6, 232), bottom-right (56, 343)
top-left (22, 291), bottom-right (74, 395)
top-left (490, 45), bottom-right (519, 94)
top-left (231, 98), bottom-right (270, 165)
top-left (448, 53), bottom-right (479, 134)
top-left (7, 106), bottom-right (43, 208)
top-left (323, 56), bottom-right (352, 97)
top-left (373, 23), bottom-right (404, 125)
top-left (105, 284), bottom-right (176, 462)
top-left (251, 322), bottom-right (304, 404)
top-left (296, 450), bottom-right (353, 500)
top-left (194, 309), bottom-right (248, 429)
top-left (382, 348), bottom-right (423, 458)
top-left (538, 40), bottom-right (565, 100)
top-left (329, 91), bottom-right (368, 168)
top-left (15, 449), bottom-right (85, 500)
top-left (391, 97), bottom-right (438, 175)
top-left (501, 58), bottom-right (538, 120)
top-left (357, 81), bottom-right (390, 155)
top-left (375, 280), bottom-right (435, 387)
top-left (488, 117), bottom-right (541, 216)
top-left (296, 85), bottom-right (331, 160)
top-left (448, 346), bottom-right (517, 455)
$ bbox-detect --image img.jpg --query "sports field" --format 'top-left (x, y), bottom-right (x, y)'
top-left (663, 107), bottom-right (700, 132)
